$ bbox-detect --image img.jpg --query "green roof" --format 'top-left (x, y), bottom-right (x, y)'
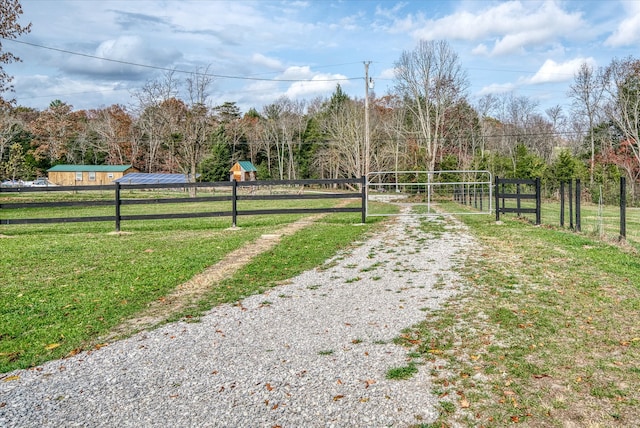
top-left (237, 161), bottom-right (257, 172)
top-left (47, 165), bottom-right (134, 172)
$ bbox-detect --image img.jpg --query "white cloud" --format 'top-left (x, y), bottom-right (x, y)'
top-left (472, 44), bottom-right (490, 55)
top-left (477, 82), bottom-right (517, 96)
top-left (410, 1), bottom-right (585, 56)
top-left (525, 57), bottom-right (596, 84)
top-left (605, 1), bottom-right (640, 47)
top-left (13, 74), bottom-right (126, 110)
top-left (61, 35), bottom-right (181, 79)
top-left (284, 72), bottom-right (349, 99)
top-left (251, 54), bottom-right (283, 70)
top-left (379, 68), bottom-right (396, 80)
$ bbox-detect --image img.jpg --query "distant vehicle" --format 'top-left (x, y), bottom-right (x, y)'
top-left (29, 179), bottom-right (57, 187)
top-left (1, 179), bottom-right (23, 187)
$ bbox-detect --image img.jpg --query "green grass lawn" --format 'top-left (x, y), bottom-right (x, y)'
top-left (4, 191), bottom-right (638, 427)
top-left (404, 203), bottom-right (640, 427)
top-left (0, 195), bottom-right (387, 373)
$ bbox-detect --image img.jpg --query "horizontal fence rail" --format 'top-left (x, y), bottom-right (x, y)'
top-left (0, 177), bottom-right (366, 230)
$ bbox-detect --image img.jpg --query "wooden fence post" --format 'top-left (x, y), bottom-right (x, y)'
top-left (232, 179), bottom-right (238, 228)
top-left (495, 176), bottom-right (500, 221)
top-left (361, 175), bottom-right (367, 224)
top-left (115, 182), bottom-right (121, 232)
top-left (620, 176), bottom-right (627, 240)
top-left (569, 180), bottom-right (574, 230)
top-left (560, 181), bottom-right (565, 227)
top-left (575, 179), bottom-right (581, 232)
top-left (535, 177), bottom-right (541, 225)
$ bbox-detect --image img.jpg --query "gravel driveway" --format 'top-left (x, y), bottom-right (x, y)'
top-left (1, 210), bottom-right (476, 427)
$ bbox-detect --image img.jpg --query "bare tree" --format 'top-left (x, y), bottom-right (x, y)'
top-left (568, 62), bottom-right (605, 184)
top-left (393, 40), bottom-right (469, 171)
top-left (261, 97), bottom-right (305, 180)
top-left (88, 105), bottom-right (134, 165)
top-left (316, 92), bottom-right (365, 180)
top-left (0, 0), bottom-right (31, 106)
top-left (0, 109), bottom-right (23, 165)
top-left (374, 94), bottom-right (411, 189)
top-left (180, 67), bottom-right (214, 184)
top-left (603, 57), bottom-right (640, 182)
top-left (475, 94), bottom-right (500, 157)
top-left (131, 71), bottom-right (179, 172)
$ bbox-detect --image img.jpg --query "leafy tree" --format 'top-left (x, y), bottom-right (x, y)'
top-left (547, 149), bottom-right (586, 182)
top-left (4, 141), bottom-right (30, 180)
top-left (28, 100), bottom-right (80, 164)
top-left (199, 142), bottom-right (230, 182)
top-left (545, 149), bottom-right (587, 195)
top-left (514, 144), bottom-right (546, 179)
top-left (0, 0), bottom-right (31, 107)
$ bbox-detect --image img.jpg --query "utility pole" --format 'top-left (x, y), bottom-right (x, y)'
top-left (364, 61), bottom-right (371, 179)
top-left (363, 61), bottom-right (372, 219)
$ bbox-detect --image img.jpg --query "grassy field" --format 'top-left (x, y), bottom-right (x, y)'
top-left (402, 204), bottom-right (640, 427)
top-left (2, 191), bottom-right (639, 427)
top-left (0, 196), bottom-right (386, 373)
top-left (493, 195), bottom-right (638, 244)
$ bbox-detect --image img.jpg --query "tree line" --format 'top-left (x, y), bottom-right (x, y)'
top-left (2, 39), bottom-right (640, 205)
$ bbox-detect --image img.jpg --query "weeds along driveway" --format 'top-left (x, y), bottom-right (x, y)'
top-left (0, 210), bottom-right (477, 427)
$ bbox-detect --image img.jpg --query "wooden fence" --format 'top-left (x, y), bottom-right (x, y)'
top-left (495, 177), bottom-right (541, 225)
top-left (0, 177), bottom-right (366, 231)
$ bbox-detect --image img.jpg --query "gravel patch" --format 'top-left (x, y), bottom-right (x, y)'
top-left (0, 211), bottom-right (476, 427)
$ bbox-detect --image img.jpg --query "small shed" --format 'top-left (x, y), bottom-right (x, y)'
top-left (47, 165), bottom-right (138, 186)
top-left (230, 161), bottom-right (257, 182)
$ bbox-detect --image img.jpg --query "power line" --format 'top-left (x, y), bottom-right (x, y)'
top-left (2, 37), bottom-right (362, 83)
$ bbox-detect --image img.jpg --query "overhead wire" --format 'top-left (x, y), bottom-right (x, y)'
top-left (2, 37), bottom-right (363, 83)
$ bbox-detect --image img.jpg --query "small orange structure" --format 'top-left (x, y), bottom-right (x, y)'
top-left (229, 161), bottom-right (257, 182)
top-left (47, 165), bottom-right (138, 186)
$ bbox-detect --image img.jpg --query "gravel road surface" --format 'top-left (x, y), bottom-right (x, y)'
top-left (1, 211), bottom-right (475, 427)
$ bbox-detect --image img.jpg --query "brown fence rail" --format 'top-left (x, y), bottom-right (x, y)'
top-left (0, 177), bottom-right (366, 230)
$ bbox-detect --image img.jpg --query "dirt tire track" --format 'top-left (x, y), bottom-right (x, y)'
top-left (102, 212), bottom-right (339, 341)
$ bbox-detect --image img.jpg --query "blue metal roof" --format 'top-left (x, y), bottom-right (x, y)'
top-left (113, 173), bottom-right (197, 184)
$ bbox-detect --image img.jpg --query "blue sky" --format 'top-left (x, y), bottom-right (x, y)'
top-left (4, 0), bottom-right (640, 115)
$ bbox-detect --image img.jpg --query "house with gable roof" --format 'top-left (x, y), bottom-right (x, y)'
top-left (229, 161), bottom-right (257, 182)
top-left (47, 165), bottom-right (138, 186)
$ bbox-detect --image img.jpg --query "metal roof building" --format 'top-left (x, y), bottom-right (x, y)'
top-left (113, 173), bottom-right (198, 185)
